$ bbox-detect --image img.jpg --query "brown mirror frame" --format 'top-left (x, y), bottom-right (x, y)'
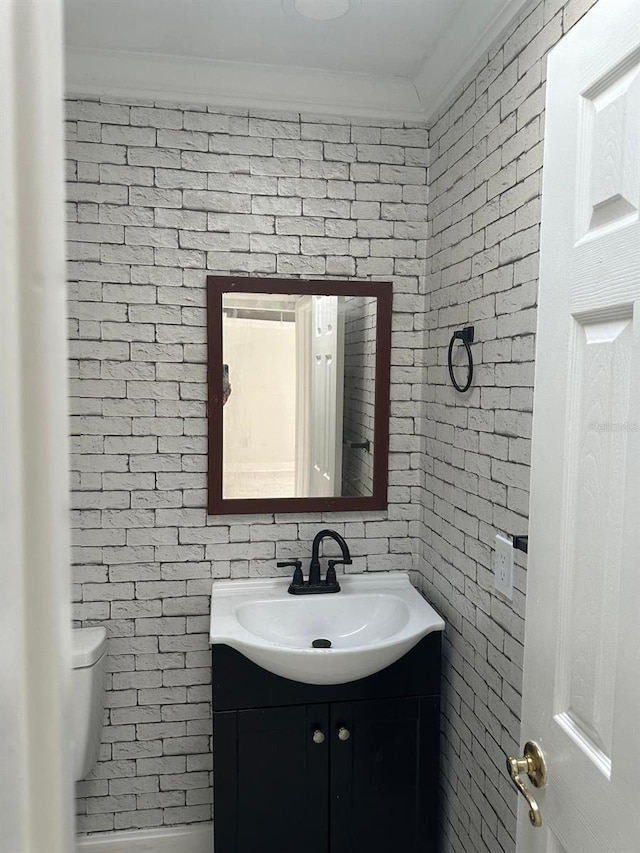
top-left (207, 275), bottom-right (392, 515)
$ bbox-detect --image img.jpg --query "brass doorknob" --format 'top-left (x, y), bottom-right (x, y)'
top-left (506, 741), bottom-right (546, 827)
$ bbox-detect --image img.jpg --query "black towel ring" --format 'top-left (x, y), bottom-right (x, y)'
top-left (448, 326), bottom-right (474, 393)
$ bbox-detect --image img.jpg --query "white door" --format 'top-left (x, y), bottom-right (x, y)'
top-left (518, 1), bottom-right (640, 851)
top-left (309, 295), bottom-right (345, 497)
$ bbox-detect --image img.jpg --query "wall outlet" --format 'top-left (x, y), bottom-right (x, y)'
top-left (494, 534), bottom-right (514, 599)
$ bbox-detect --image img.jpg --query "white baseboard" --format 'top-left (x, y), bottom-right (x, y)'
top-left (76, 823), bottom-right (213, 853)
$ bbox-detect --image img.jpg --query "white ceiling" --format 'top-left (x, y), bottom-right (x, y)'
top-left (64, 0), bottom-right (530, 120)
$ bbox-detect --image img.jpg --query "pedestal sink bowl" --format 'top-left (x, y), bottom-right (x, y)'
top-left (209, 572), bottom-right (445, 685)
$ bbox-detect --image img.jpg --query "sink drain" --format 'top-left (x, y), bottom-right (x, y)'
top-left (312, 638), bottom-right (332, 648)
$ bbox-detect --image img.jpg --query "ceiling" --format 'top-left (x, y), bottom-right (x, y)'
top-left (64, 0), bottom-right (530, 120)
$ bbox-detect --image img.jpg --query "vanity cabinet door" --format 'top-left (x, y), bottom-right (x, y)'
top-left (213, 704), bottom-right (329, 853)
top-left (329, 696), bottom-right (440, 853)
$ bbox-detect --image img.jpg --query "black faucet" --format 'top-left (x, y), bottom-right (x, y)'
top-left (279, 529), bottom-right (352, 595)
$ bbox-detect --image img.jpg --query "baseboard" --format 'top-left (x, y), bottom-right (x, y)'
top-left (76, 823), bottom-right (213, 853)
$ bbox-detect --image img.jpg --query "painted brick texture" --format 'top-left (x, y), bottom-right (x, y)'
top-left (66, 101), bottom-right (428, 833)
top-left (67, 0), bottom-right (601, 843)
top-left (416, 1), bottom-right (598, 852)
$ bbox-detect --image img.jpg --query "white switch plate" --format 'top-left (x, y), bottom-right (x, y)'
top-left (494, 534), bottom-right (514, 599)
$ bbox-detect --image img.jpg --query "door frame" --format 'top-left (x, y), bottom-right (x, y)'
top-left (0, 1), bottom-right (74, 851)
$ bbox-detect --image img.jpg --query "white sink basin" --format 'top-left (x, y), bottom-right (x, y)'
top-left (209, 572), bottom-right (445, 685)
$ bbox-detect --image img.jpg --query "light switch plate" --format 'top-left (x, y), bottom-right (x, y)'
top-left (494, 534), bottom-right (514, 600)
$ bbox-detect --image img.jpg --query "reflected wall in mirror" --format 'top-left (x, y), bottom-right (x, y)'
top-left (208, 276), bottom-right (392, 515)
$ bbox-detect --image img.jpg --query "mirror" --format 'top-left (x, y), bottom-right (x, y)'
top-left (207, 276), bottom-right (392, 514)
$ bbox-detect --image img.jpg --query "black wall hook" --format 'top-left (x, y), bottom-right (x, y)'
top-left (448, 326), bottom-right (474, 392)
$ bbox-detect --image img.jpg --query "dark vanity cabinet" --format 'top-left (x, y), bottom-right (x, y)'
top-left (211, 635), bottom-right (441, 853)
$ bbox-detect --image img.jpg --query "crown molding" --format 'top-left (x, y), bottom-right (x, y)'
top-left (65, 1), bottom-right (534, 124)
top-left (65, 47), bottom-right (424, 121)
top-left (413, 0), bottom-right (532, 122)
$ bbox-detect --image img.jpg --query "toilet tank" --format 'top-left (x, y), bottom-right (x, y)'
top-left (71, 627), bottom-right (107, 781)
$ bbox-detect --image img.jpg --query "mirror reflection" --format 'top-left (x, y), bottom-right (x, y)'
top-left (222, 292), bottom-right (377, 500)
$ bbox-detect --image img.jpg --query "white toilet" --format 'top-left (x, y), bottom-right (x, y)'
top-left (71, 626), bottom-right (108, 780)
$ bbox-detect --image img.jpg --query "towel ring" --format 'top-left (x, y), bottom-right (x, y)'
top-left (448, 327), bottom-right (474, 393)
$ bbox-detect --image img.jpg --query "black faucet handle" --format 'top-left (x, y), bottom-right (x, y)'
top-left (277, 560), bottom-right (302, 569)
top-left (326, 558), bottom-right (350, 587)
top-left (278, 560), bottom-right (304, 588)
top-left (327, 558), bottom-right (351, 568)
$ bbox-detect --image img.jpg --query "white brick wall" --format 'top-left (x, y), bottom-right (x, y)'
top-left (66, 100), bottom-right (428, 833)
top-left (68, 0), bottom-right (600, 842)
top-left (415, 2), bottom-right (598, 852)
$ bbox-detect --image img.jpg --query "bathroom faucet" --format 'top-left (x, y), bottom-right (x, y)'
top-left (309, 529), bottom-right (351, 586)
top-left (279, 528), bottom-right (352, 595)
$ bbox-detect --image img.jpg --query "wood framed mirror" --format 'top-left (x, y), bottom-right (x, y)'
top-left (207, 275), bottom-right (392, 515)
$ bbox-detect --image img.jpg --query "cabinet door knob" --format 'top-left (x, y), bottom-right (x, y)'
top-left (337, 726), bottom-right (350, 741)
top-left (312, 729), bottom-right (325, 744)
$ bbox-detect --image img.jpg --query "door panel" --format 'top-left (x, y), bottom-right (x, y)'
top-left (310, 295), bottom-right (345, 497)
top-left (295, 296), bottom-right (312, 497)
top-left (214, 705), bottom-right (329, 853)
top-left (329, 697), bottom-right (440, 853)
top-left (212, 711), bottom-right (238, 853)
top-left (519, 0), bottom-right (640, 850)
